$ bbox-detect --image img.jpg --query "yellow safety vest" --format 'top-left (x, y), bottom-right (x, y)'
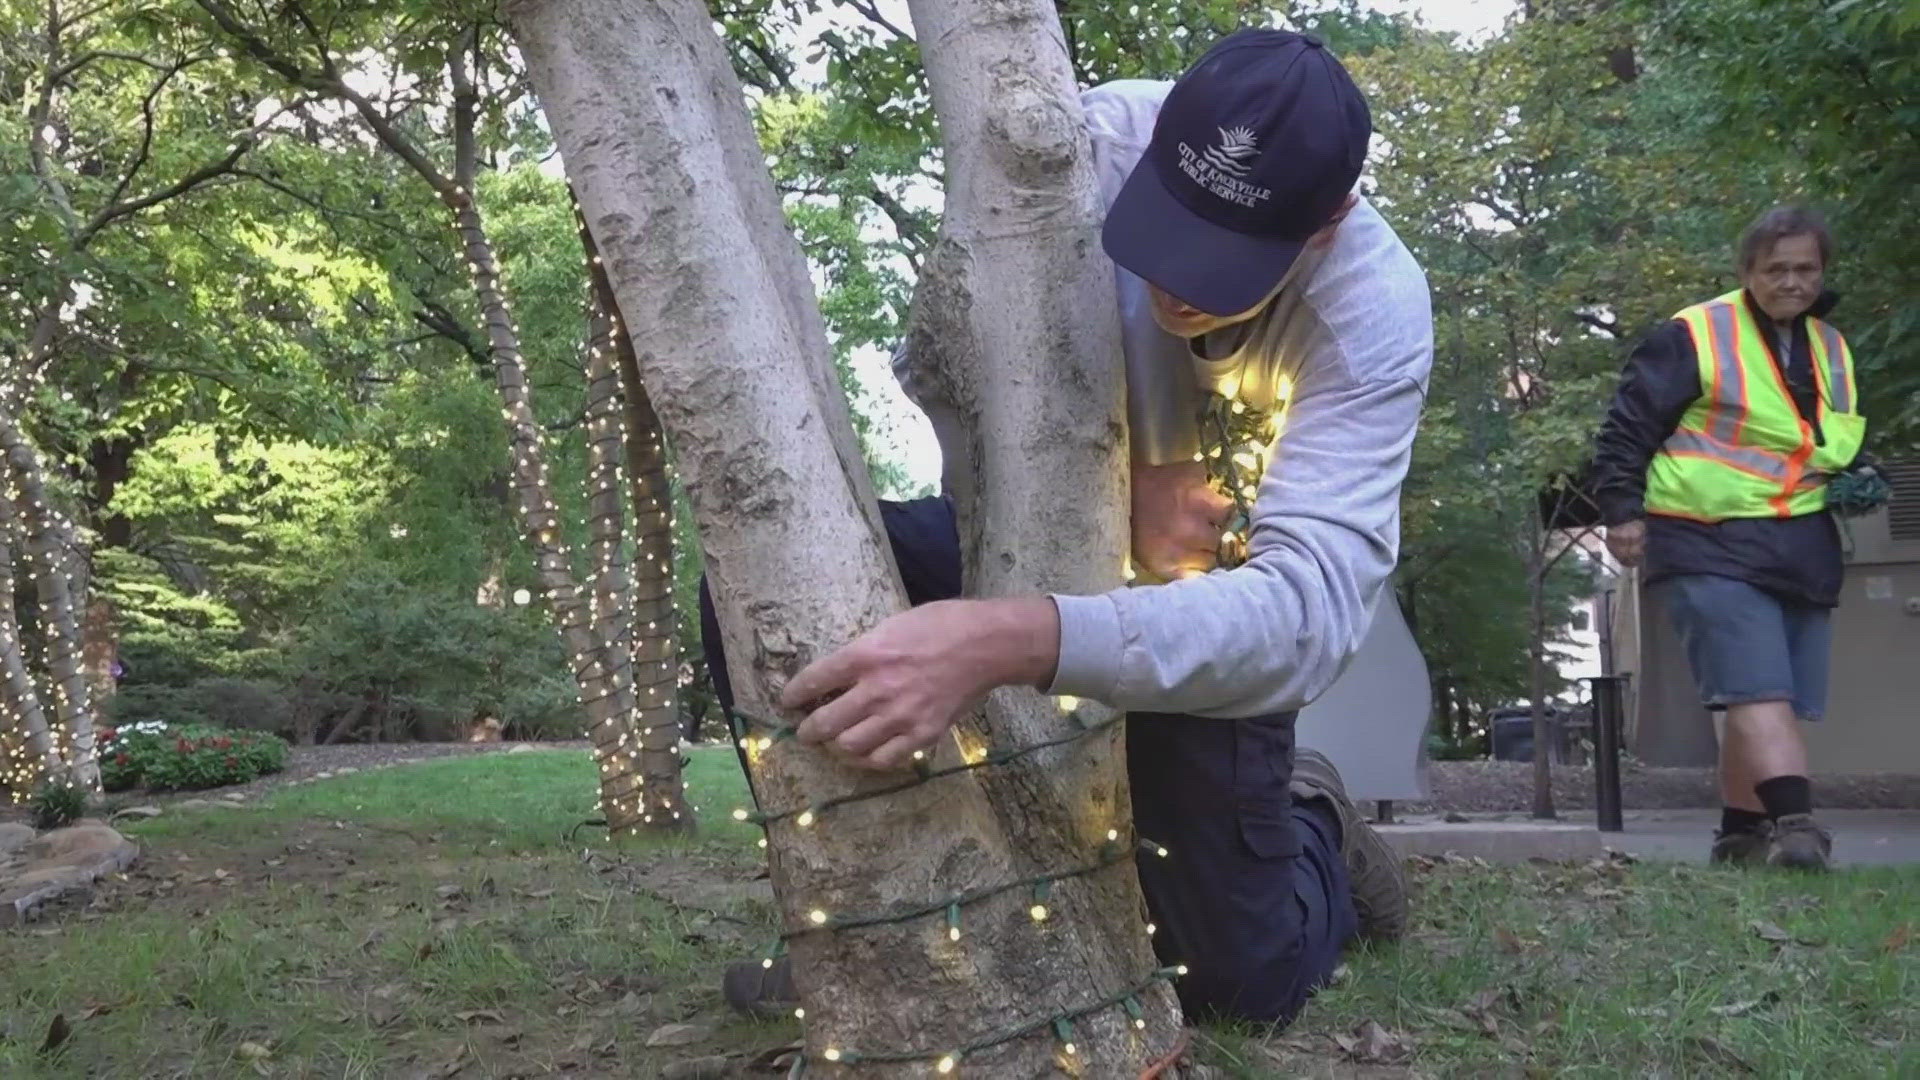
top-left (1644, 290), bottom-right (1864, 523)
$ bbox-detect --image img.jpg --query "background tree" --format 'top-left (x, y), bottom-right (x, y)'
top-left (511, 0), bottom-right (1190, 1072)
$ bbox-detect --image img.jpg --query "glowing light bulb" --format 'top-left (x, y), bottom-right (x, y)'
top-left (937, 1054), bottom-right (956, 1074)
top-left (808, 909), bottom-right (827, 925)
top-left (824, 1048), bottom-right (842, 1062)
top-left (796, 810), bottom-right (816, 828)
top-left (1029, 904), bottom-right (1049, 922)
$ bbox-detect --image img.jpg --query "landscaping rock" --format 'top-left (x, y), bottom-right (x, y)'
top-left (507, 744), bottom-right (538, 754)
top-left (111, 806), bottom-right (164, 822)
top-left (0, 822), bottom-right (139, 926)
top-left (0, 823), bottom-right (34, 859)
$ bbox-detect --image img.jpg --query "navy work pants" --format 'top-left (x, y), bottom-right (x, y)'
top-left (697, 496), bottom-right (1356, 1025)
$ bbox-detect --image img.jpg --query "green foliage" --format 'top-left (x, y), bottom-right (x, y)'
top-left (108, 679), bottom-right (294, 738)
top-left (29, 780), bottom-right (89, 830)
top-left (98, 721), bottom-right (287, 792)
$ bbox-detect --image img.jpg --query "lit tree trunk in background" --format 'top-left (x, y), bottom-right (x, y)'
top-left (0, 410), bottom-right (97, 789)
top-left (579, 270), bottom-right (648, 833)
top-left (196, 1), bottom-right (691, 829)
top-left (584, 220), bottom-right (689, 816)
top-left (902, 0), bottom-right (1181, 1045)
top-left (0, 488), bottom-right (59, 800)
top-left (513, 0), bottom-right (1185, 1072)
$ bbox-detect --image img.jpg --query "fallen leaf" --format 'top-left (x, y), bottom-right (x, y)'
top-left (1625, 1006), bottom-right (1670, 1019)
top-left (1883, 924), bottom-right (1911, 953)
top-left (237, 1041), bottom-right (273, 1060)
top-left (434, 885), bottom-right (464, 902)
top-left (1337, 1020), bottom-right (1413, 1065)
top-left (519, 888), bottom-right (555, 900)
top-left (40, 1014), bottom-right (71, 1055)
top-left (1494, 926), bottom-right (1526, 954)
top-left (1421, 1006), bottom-right (1480, 1033)
top-left (646, 1021), bottom-right (711, 1048)
top-left (1708, 991), bottom-right (1780, 1018)
top-left (749, 1040), bottom-right (804, 1071)
top-left (662, 1057), bottom-right (737, 1080)
top-left (1689, 1035), bottom-right (1756, 1075)
top-left (1870, 1038), bottom-right (1902, 1051)
top-left (431, 1044), bottom-right (470, 1078)
top-left (1749, 920), bottom-right (1791, 944)
top-left (453, 1009), bottom-right (504, 1025)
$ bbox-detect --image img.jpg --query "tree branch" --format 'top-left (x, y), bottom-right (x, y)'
top-left (194, 0), bottom-right (454, 193)
top-left (841, 0), bottom-right (913, 42)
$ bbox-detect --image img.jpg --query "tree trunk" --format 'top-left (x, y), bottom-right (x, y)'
top-left (901, 0), bottom-right (1182, 1052)
top-left (583, 212), bottom-right (690, 827)
top-left (0, 490), bottom-right (58, 799)
top-left (577, 262), bottom-right (649, 833)
top-left (0, 406), bottom-right (97, 789)
top-left (1527, 540), bottom-right (1556, 819)
top-left (511, 2), bottom-right (1181, 1073)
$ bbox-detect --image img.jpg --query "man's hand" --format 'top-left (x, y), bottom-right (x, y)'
top-left (1132, 460), bottom-right (1234, 580)
top-left (781, 598), bottom-right (1060, 771)
top-left (1605, 519), bottom-right (1647, 567)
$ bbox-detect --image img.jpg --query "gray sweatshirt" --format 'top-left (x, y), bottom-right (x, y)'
top-left (898, 79), bottom-right (1434, 719)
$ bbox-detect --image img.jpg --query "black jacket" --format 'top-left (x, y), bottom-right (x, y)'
top-left (1589, 290), bottom-right (1851, 607)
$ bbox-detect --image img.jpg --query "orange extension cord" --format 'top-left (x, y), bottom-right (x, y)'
top-left (1139, 1029), bottom-right (1193, 1079)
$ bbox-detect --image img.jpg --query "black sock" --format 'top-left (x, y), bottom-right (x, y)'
top-left (1720, 806), bottom-right (1770, 835)
top-left (1754, 775), bottom-right (1813, 819)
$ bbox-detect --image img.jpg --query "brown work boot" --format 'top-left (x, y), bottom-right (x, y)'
top-left (722, 956), bottom-right (797, 1020)
top-left (1291, 749), bottom-right (1409, 941)
top-left (1709, 825), bottom-right (1771, 867)
top-left (1765, 814), bottom-right (1833, 872)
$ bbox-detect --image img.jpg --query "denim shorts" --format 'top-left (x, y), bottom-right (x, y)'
top-left (1660, 573), bottom-right (1833, 721)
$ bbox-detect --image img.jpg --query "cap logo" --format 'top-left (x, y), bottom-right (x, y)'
top-left (1204, 126), bottom-right (1259, 177)
top-left (1174, 124), bottom-right (1273, 210)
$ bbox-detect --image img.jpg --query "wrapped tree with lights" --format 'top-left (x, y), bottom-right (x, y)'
top-left (193, 0), bottom-right (689, 833)
top-left (510, 0), bottom-right (1188, 1074)
top-left (0, 407), bottom-right (98, 799)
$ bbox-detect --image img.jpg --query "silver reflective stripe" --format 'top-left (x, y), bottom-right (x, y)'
top-left (1663, 429), bottom-right (1788, 481)
top-left (1701, 302), bottom-right (1745, 443)
top-left (1815, 322), bottom-right (1852, 413)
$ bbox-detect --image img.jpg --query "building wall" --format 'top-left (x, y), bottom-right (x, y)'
top-left (1614, 466), bottom-right (1920, 773)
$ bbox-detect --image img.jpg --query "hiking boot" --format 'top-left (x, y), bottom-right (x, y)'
top-left (1765, 813), bottom-right (1833, 872)
top-left (722, 955), bottom-right (797, 1020)
top-left (1709, 825), bottom-right (1771, 867)
top-left (1291, 749), bottom-right (1409, 941)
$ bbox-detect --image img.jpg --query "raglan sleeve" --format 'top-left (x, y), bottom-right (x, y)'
top-left (1081, 81), bottom-right (1202, 467)
top-left (1045, 248), bottom-right (1433, 718)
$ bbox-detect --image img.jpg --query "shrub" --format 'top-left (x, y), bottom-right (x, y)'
top-left (97, 722), bottom-right (288, 792)
top-left (30, 781), bottom-right (89, 830)
top-left (108, 679), bottom-right (296, 739)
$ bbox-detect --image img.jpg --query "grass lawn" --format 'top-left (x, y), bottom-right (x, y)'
top-left (1, 749), bottom-right (1913, 1079)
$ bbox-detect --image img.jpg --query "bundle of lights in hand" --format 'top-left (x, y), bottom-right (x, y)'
top-left (729, 701), bottom-right (1187, 1073)
top-left (1197, 389), bottom-right (1285, 570)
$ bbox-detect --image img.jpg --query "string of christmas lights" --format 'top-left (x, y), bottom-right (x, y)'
top-left (724, 700), bottom-right (1185, 1074)
top-left (799, 965), bottom-right (1186, 1073)
top-left (728, 704), bottom-right (1123, 830)
top-left (1196, 385), bottom-right (1289, 570)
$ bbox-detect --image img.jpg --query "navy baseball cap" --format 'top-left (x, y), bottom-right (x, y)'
top-left (1102, 29), bottom-right (1373, 318)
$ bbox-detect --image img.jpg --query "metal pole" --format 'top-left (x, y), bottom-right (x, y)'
top-left (1588, 675), bottom-right (1626, 832)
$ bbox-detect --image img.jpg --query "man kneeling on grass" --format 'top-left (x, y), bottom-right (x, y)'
top-left (703, 28), bottom-right (1430, 1026)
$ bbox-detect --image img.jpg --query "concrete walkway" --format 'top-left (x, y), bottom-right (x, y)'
top-left (1609, 808), bottom-right (1920, 867)
top-left (1378, 808), bottom-right (1920, 866)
